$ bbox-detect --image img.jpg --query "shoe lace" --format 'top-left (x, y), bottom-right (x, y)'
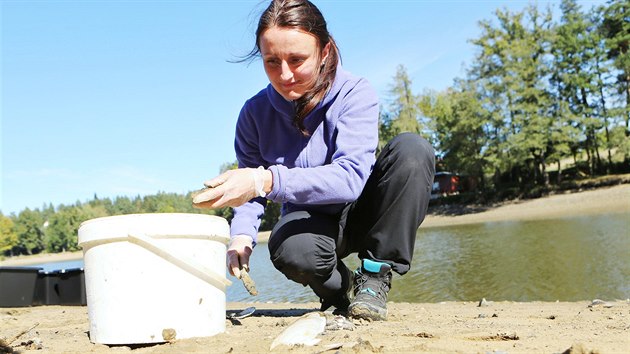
top-left (354, 271), bottom-right (390, 302)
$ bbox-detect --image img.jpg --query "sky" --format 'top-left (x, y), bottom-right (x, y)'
top-left (1, 0), bottom-right (606, 215)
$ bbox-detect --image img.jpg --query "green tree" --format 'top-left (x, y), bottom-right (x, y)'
top-left (506, 5), bottom-right (555, 186)
top-left (14, 208), bottom-right (46, 255)
top-left (469, 6), bottom-right (555, 188)
top-left (420, 81), bottom-right (490, 188)
top-left (0, 213), bottom-right (18, 256)
top-left (599, 0), bottom-right (630, 164)
top-left (469, 9), bottom-right (520, 187)
top-left (45, 206), bottom-right (90, 252)
top-left (110, 196), bottom-right (137, 215)
top-left (589, 8), bottom-right (619, 172)
top-left (382, 65), bottom-right (430, 143)
top-left (377, 109), bottom-right (395, 155)
top-left (389, 65), bottom-right (421, 134)
top-left (553, 0), bottom-right (610, 175)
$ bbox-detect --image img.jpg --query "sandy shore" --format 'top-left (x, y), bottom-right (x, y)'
top-left (1, 184), bottom-right (628, 353)
top-left (421, 182), bottom-right (630, 228)
top-left (2, 183), bottom-right (628, 267)
top-left (1, 301), bottom-right (628, 353)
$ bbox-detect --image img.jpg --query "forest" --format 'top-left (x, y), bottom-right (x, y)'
top-left (1, 0), bottom-right (627, 257)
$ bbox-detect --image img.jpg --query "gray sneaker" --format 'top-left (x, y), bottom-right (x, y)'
top-left (348, 259), bottom-right (392, 321)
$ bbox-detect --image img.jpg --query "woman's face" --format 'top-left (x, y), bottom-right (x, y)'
top-left (259, 26), bottom-right (329, 101)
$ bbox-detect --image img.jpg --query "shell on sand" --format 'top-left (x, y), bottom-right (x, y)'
top-left (269, 312), bottom-right (326, 350)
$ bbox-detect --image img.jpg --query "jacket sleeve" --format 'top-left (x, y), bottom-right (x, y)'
top-left (229, 102), bottom-right (266, 245)
top-left (266, 78), bottom-right (379, 205)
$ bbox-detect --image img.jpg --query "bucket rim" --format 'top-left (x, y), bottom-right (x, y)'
top-left (78, 213), bottom-right (230, 245)
top-left (79, 213), bottom-right (227, 227)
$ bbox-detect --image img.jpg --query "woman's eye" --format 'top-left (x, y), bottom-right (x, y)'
top-left (266, 59), bottom-right (280, 66)
top-left (290, 57), bottom-right (305, 65)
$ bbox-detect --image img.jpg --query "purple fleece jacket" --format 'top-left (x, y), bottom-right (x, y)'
top-left (230, 67), bottom-right (379, 244)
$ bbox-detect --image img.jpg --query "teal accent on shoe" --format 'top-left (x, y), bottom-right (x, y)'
top-left (363, 259), bottom-right (386, 273)
top-left (359, 288), bottom-right (377, 297)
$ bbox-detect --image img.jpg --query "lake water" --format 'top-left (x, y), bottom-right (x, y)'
top-left (33, 213), bottom-right (629, 303)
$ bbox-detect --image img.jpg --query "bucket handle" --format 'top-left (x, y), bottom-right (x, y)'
top-left (128, 232), bottom-right (232, 290)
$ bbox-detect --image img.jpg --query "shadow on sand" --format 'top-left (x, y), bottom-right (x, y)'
top-left (228, 307), bottom-right (315, 318)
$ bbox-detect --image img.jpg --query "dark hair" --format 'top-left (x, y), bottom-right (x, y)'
top-left (244, 0), bottom-right (340, 135)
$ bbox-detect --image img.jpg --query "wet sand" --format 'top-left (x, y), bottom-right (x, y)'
top-left (1, 301), bottom-right (628, 353)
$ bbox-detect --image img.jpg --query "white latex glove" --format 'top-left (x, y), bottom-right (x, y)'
top-left (227, 235), bottom-right (254, 278)
top-left (192, 167), bottom-right (268, 209)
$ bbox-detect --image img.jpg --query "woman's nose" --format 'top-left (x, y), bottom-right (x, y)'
top-left (280, 61), bottom-right (293, 81)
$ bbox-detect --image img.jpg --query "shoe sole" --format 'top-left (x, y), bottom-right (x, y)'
top-left (348, 301), bottom-right (387, 321)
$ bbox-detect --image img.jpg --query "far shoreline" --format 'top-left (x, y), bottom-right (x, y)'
top-left (2, 183), bottom-right (628, 267)
top-left (422, 182), bottom-right (629, 228)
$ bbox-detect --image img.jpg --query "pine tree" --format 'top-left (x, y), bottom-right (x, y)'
top-left (386, 65), bottom-right (425, 138)
top-left (599, 0), bottom-right (630, 164)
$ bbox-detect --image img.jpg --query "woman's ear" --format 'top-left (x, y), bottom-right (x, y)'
top-left (321, 42), bottom-right (331, 66)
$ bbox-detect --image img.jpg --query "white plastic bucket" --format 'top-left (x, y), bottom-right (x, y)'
top-left (78, 213), bottom-right (231, 345)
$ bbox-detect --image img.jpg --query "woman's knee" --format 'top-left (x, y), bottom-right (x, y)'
top-left (379, 133), bottom-right (435, 180)
top-left (388, 133), bottom-right (434, 165)
top-left (269, 231), bottom-right (337, 285)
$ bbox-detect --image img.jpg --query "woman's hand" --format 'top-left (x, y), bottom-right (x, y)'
top-left (226, 235), bottom-right (254, 278)
top-left (192, 167), bottom-right (270, 209)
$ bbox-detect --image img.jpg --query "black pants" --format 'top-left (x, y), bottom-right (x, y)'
top-left (268, 133), bottom-right (435, 303)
